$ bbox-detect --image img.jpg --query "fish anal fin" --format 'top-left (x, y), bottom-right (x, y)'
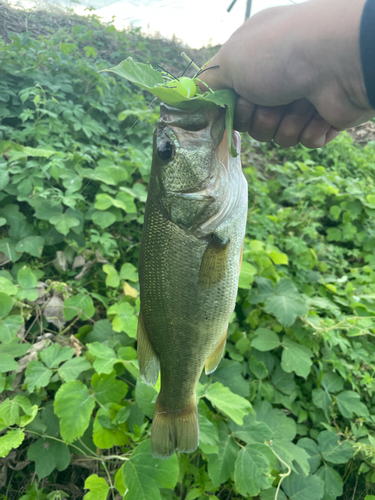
top-left (137, 311), bottom-right (160, 386)
top-left (205, 328), bottom-right (227, 375)
top-left (151, 395), bottom-right (198, 459)
top-left (199, 234), bottom-right (229, 288)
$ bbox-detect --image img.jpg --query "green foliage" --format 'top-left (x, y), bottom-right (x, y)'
top-left (1, 6), bottom-right (375, 500)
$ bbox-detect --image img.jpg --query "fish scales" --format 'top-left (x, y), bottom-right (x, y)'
top-left (137, 103), bottom-right (248, 459)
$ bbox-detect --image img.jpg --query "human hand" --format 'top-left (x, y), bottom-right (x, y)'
top-left (199, 0), bottom-right (375, 148)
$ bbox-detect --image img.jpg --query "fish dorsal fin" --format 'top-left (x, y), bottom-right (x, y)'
top-left (198, 234), bottom-right (229, 288)
top-left (205, 328), bottom-right (227, 375)
top-left (137, 311), bottom-right (160, 386)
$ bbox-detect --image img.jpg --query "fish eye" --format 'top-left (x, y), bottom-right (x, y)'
top-left (157, 141), bottom-right (174, 161)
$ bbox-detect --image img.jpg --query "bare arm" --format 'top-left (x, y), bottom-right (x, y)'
top-left (200, 0), bottom-right (375, 148)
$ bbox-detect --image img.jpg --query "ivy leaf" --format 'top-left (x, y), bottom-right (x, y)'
top-left (91, 371), bottom-right (128, 405)
top-left (58, 357), bottom-right (92, 382)
top-left (317, 431), bottom-right (353, 464)
top-left (251, 328), bottom-right (280, 351)
top-left (64, 294), bottom-right (95, 321)
top-left (122, 439), bottom-right (179, 500)
top-left (315, 466), bottom-right (343, 500)
top-left (83, 474), bottom-right (109, 500)
top-left (27, 438), bottom-right (70, 479)
top-left (336, 390), bottom-right (369, 418)
top-left (25, 361), bottom-right (53, 391)
top-left (0, 428), bottom-right (25, 458)
top-left (207, 421), bottom-right (239, 487)
top-left (205, 382), bottom-right (252, 425)
top-left (54, 380), bottom-right (96, 442)
top-left (282, 472), bottom-right (324, 500)
top-left (234, 444), bottom-right (274, 497)
top-left (281, 336), bottom-right (313, 378)
top-left (15, 236), bottom-right (44, 257)
top-left (50, 213), bottom-right (80, 236)
top-left (40, 344), bottom-right (74, 369)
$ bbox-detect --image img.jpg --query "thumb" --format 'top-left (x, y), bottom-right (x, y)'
top-left (196, 54), bottom-right (231, 93)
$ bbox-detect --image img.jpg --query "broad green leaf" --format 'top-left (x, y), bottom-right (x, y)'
top-left (122, 439), bottom-right (179, 500)
top-left (93, 164), bottom-right (128, 185)
top-left (312, 388), bottom-right (331, 420)
top-left (238, 261), bottom-right (256, 289)
top-left (268, 250), bottom-right (288, 265)
top-left (260, 488), bottom-right (287, 500)
top-left (83, 474), bottom-right (109, 500)
top-left (272, 365), bottom-right (296, 395)
top-left (0, 353), bottom-right (18, 373)
top-left (135, 381), bottom-right (158, 419)
top-left (317, 431), bottom-right (353, 464)
top-left (108, 301), bottom-right (138, 337)
top-left (198, 412), bottom-right (219, 454)
top-left (27, 438), bottom-right (70, 479)
top-left (249, 355), bottom-right (268, 379)
top-left (0, 170), bottom-right (9, 190)
top-left (25, 360), bottom-right (53, 391)
top-left (336, 390), bottom-right (369, 418)
top-left (282, 472), bottom-right (324, 500)
top-left (234, 443), bottom-right (274, 497)
top-left (207, 420), bottom-right (239, 487)
top-left (229, 412), bottom-right (272, 444)
top-left (0, 277), bottom-right (17, 295)
top-left (40, 344), bottom-right (74, 369)
top-left (0, 428), bottom-right (25, 458)
top-left (54, 380), bottom-right (96, 442)
top-left (92, 210), bottom-right (116, 228)
top-left (298, 438), bottom-right (321, 474)
top-left (271, 440), bottom-right (310, 476)
top-left (0, 293), bottom-right (13, 318)
top-left (91, 371), bottom-right (128, 405)
top-left (103, 264), bottom-right (120, 287)
top-left (17, 267), bottom-right (38, 289)
top-left (251, 328), bottom-right (280, 351)
top-left (15, 236), bottom-right (44, 257)
top-left (264, 279), bottom-right (309, 327)
top-left (93, 404), bottom-right (129, 449)
top-left (0, 398), bottom-right (20, 426)
top-left (315, 466), bottom-right (343, 500)
top-left (50, 213), bottom-right (80, 235)
top-left (281, 336), bottom-right (313, 378)
top-left (254, 401), bottom-right (296, 441)
top-left (58, 357), bottom-right (92, 382)
top-left (64, 294), bottom-right (95, 321)
top-left (211, 359), bottom-right (250, 397)
top-left (205, 382), bottom-right (251, 425)
top-left (115, 465), bottom-right (126, 496)
top-left (120, 262), bottom-right (138, 282)
top-left (0, 315), bottom-right (24, 343)
top-left (87, 343), bottom-right (118, 375)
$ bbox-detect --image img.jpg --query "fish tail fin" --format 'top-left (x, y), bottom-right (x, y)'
top-left (137, 311), bottom-right (160, 386)
top-left (151, 394), bottom-right (199, 459)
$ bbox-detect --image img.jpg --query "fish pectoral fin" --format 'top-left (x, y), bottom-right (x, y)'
top-left (137, 311), bottom-right (160, 386)
top-left (205, 328), bottom-right (227, 375)
top-left (198, 234), bottom-right (229, 288)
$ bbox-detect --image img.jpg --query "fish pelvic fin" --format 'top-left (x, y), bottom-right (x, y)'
top-left (137, 311), bottom-right (160, 386)
top-left (205, 328), bottom-right (227, 375)
top-left (151, 395), bottom-right (199, 459)
top-left (198, 234), bottom-right (229, 289)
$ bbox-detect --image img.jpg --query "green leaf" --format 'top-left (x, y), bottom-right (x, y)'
top-left (205, 382), bottom-right (251, 425)
top-left (298, 438), bottom-right (321, 474)
top-left (0, 170), bottom-right (9, 190)
top-left (312, 388), bottom-right (332, 420)
top-left (229, 412), bottom-right (272, 444)
top-left (64, 294), bottom-right (95, 321)
top-left (91, 371), bottom-right (128, 405)
top-left (54, 380), bottom-right (96, 442)
top-left (238, 261), bottom-right (256, 289)
top-left (234, 444), bottom-right (274, 497)
top-left (0, 315), bottom-right (24, 343)
top-left (198, 411), bottom-right (219, 453)
top-left (336, 390), bottom-right (369, 418)
top-left (249, 355), bottom-right (268, 379)
top-left (0, 353), bottom-right (18, 373)
top-left (92, 210), bottom-right (116, 228)
top-left (317, 431), bottom-right (353, 464)
top-left (122, 439), bottom-right (179, 500)
top-left (0, 277), bottom-right (17, 295)
top-left (0, 293), bottom-right (14, 318)
top-left (268, 250), bottom-right (288, 265)
top-left (315, 466), bottom-right (343, 500)
top-left (135, 381), bottom-right (158, 419)
top-left (0, 428), bottom-right (25, 458)
top-left (108, 301), bottom-right (138, 337)
top-left (87, 343), bottom-right (118, 375)
top-left (264, 279), bottom-right (309, 327)
top-left (255, 401), bottom-right (296, 441)
top-left (271, 440), bottom-right (310, 476)
top-left (50, 213), bottom-right (80, 236)
top-left (281, 336), bottom-right (313, 378)
top-left (15, 236), bottom-right (44, 257)
top-left (93, 404), bottom-right (129, 449)
top-left (120, 262), bottom-right (139, 282)
top-left (282, 472), bottom-right (324, 500)
top-left (207, 421), bottom-right (239, 487)
top-left (251, 328), bottom-right (280, 351)
top-left (261, 488), bottom-right (287, 500)
top-left (25, 361), bottom-right (53, 391)
top-left (40, 344), bottom-right (74, 369)
top-left (0, 398), bottom-right (20, 426)
top-left (58, 357), bottom-right (92, 382)
top-left (83, 474), bottom-right (109, 500)
top-left (27, 438), bottom-right (70, 479)
top-left (17, 266), bottom-right (38, 289)
top-left (103, 264), bottom-right (120, 287)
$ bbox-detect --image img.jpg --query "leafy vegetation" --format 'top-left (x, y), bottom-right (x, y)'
top-left (1, 5), bottom-right (375, 500)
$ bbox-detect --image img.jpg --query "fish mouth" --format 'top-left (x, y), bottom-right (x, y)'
top-left (167, 189), bottom-right (213, 201)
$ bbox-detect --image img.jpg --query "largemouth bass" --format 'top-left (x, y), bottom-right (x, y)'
top-left (137, 102), bottom-right (248, 459)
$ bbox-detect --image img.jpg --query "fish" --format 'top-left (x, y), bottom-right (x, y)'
top-left (137, 102), bottom-right (248, 459)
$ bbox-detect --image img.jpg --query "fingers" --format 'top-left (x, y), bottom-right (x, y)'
top-left (234, 97), bottom-right (341, 148)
